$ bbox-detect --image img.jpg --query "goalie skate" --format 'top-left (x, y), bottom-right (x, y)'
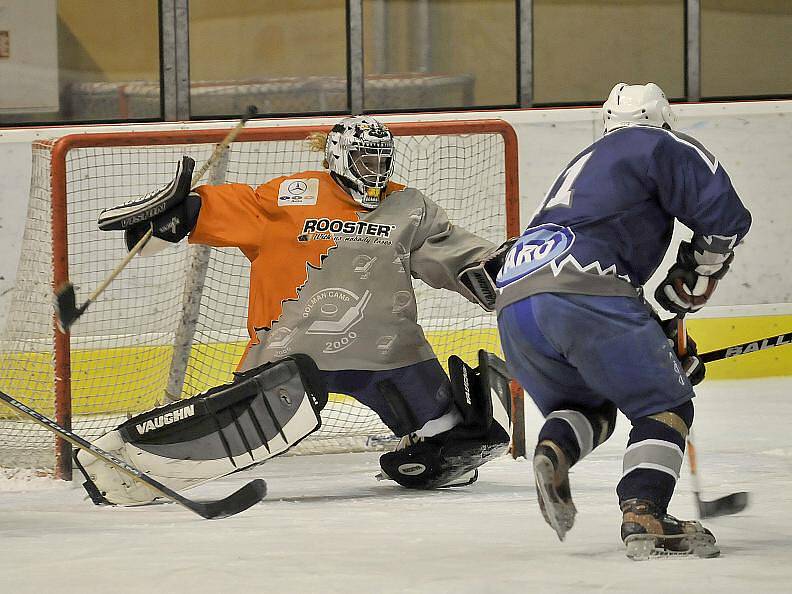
top-left (621, 499), bottom-right (720, 561)
top-left (375, 467), bottom-right (479, 489)
top-left (378, 432), bottom-right (506, 489)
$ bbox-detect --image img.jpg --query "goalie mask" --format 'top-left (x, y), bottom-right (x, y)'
top-left (602, 82), bottom-right (677, 134)
top-left (325, 116), bottom-right (395, 209)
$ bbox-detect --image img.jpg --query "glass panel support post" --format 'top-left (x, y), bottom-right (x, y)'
top-left (518, 0), bottom-right (533, 107)
top-left (161, 0), bottom-right (191, 120)
top-left (686, 0), bottom-right (701, 101)
top-left (348, 0), bottom-right (365, 115)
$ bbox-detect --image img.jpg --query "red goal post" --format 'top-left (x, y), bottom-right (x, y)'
top-left (1, 119), bottom-right (522, 479)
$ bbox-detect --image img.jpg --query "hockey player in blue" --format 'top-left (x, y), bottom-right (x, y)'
top-left (495, 83), bottom-right (752, 559)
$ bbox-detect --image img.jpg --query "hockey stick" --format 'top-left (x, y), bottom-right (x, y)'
top-left (0, 389), bottom-right (266, 519)
top-left (685, 429), bottom-right (748, 519)
top-left (676, 317), bottom-right (750, 519)
top-left (699, 330), bottom-right (792, 363)
top-left (55, 105), bottom-right (258, 333)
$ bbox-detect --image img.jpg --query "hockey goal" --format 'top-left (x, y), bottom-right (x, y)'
top-left (0, 119), bottom-right (520, 479)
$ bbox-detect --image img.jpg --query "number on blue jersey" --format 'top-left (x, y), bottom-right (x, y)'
top-left (542, 151), bottom-right (594, 210)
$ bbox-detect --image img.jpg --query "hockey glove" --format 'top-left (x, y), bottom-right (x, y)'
top-left (97, 156), bottom-right (201, 256)
top-left (654, 236), bottom-right (735, 315)
top-left (661, 318), bottom-right (705, 386)
top-left (458, 238), bottom-right (517, 311)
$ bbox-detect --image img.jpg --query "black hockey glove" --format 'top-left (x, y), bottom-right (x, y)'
top-left (661, 318), bottom-right (705, 386)
top-left (97, 156), bottom-right (201, 254)
top-left (458, 238), bottom-right (517, 311)
top-left (655, 237), bottom-right (734, 315)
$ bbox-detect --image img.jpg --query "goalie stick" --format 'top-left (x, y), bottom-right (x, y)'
top-left (0, 389), bottom-right (267, 519)
top-left (55, 104), bottom-right (259, 333)
top-left (676, 317), bottom-right (750, 519)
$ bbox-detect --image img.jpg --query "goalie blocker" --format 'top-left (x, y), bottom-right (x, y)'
top-left (379, 350), bottom-right (513, 489)
top-left (74, 355), bottom-right (327, 506)
top-left (458, 239), bottom-right (516, 311)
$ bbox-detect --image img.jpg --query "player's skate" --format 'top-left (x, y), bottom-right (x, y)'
top-left (533, 440), bottom-right (576, 541)
top-left (621, 498), bottom-right (720, 560)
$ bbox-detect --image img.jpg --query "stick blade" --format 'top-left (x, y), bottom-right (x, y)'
top-left (54, 282), bottom-right (80, 333)
top-left (186, 479), bottom-right (267, 519)
top-left (244, 104), bottom-right (258, 120)
top-left (698, 491), bottom-right (749, 519)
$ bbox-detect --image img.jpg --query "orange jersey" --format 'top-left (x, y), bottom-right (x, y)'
top-left (191, 171), bottom-right (494, 372)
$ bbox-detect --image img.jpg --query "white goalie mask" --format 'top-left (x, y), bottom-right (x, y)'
top-left (325, 116), bottom-right (395, 209)
top-left (602, 82), bottom-right (677, 134)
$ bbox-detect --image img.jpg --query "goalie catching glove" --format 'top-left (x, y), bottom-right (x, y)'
top-left (97, 155), bottom-right (201, 256)
top-left (458, 238), bottom-right (517, 311)
top-left (74, 356), bottom-right (327, 506)
top-left (655, 235), bottom-right (736, 315)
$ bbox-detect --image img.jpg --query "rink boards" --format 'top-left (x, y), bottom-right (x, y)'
top-left (0, 327), bottom-right (504, 417)
top-left (1, 316), bottom-right (790, 418)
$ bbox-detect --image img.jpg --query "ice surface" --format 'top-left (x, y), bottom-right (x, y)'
top-left (1, 378), bottom-right (791, 593)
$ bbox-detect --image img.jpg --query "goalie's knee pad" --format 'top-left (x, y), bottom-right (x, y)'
top-left (379, 350), bottom-right (512, 489)
top-left (447, 349), bottom-right (512, 441)
top-left (75, 355), bottom-right (326, 506)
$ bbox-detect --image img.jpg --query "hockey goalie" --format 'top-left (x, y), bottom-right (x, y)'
top-left (75, 116), bottom-right (514, 506)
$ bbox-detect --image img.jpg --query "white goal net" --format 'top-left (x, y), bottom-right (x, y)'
top-left (0, 119), bottom-right (519, 477)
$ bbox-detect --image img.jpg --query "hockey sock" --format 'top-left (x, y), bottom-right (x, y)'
top-left (538, 403), bottom-right (616, 466)
top-left (617, 400), bottom-right (694, 512)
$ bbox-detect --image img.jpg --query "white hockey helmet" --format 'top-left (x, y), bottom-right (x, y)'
top-left (602, 82), bottom-right (677, 134)
top-left (325, 115), bottom-right (395, 209)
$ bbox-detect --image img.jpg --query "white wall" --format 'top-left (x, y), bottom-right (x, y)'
top-left (0, 140), bottom-right (31, 318)
top-left (1, 100), bottom-right (791, 329)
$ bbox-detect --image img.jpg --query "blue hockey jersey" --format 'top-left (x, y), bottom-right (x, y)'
top-left (495, 125), bottom-right (752, 310)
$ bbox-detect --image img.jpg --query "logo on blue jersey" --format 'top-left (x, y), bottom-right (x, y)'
top-left (496, 224), bottom-right (575, 287)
